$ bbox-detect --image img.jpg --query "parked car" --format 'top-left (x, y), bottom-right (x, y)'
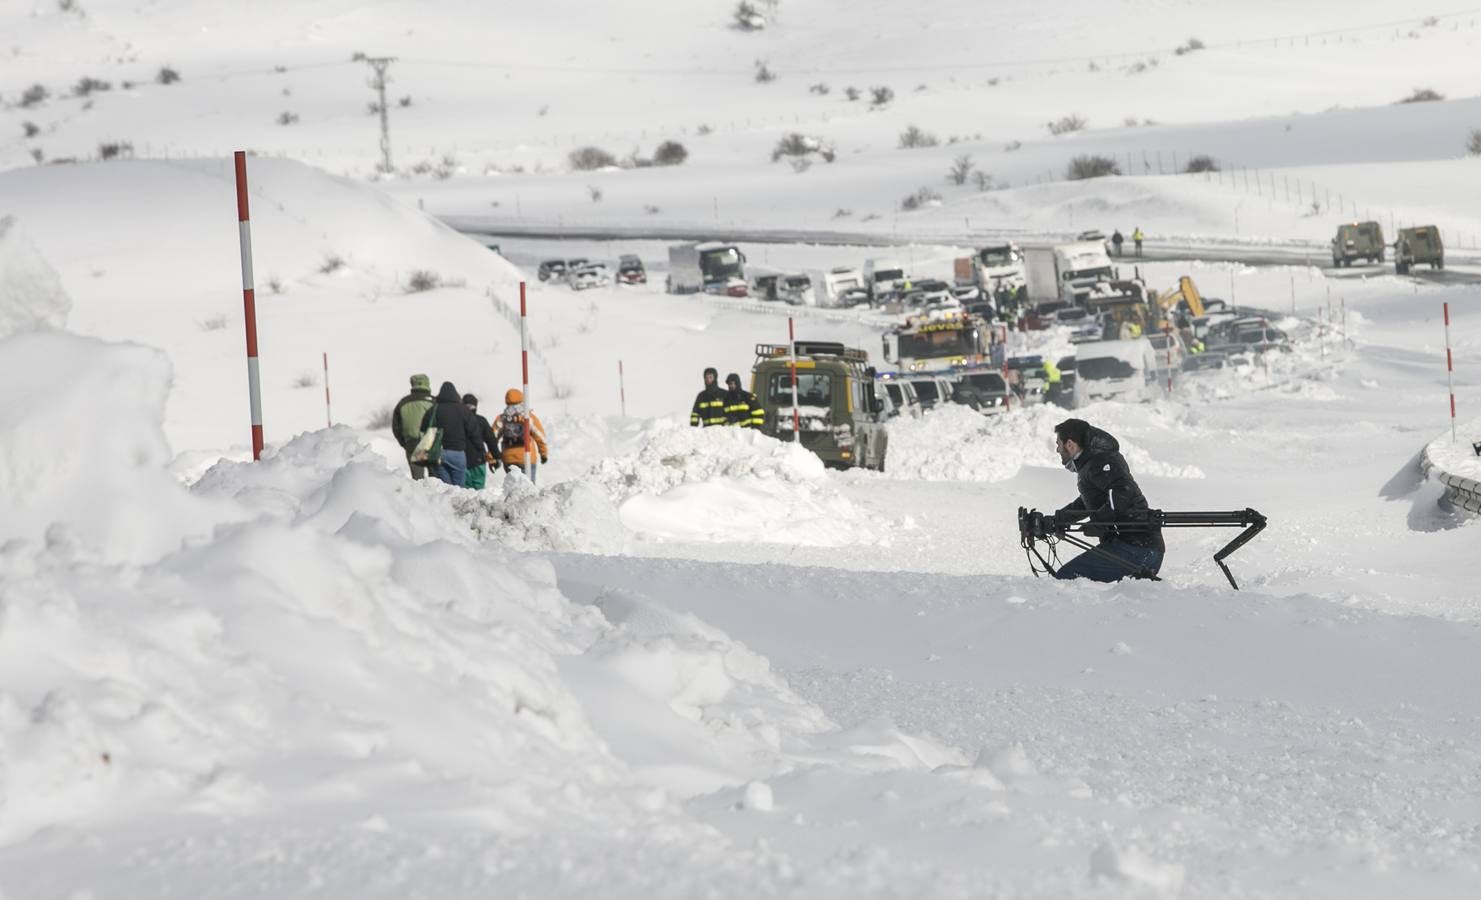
top-left (1074, 339), bottom-right (1159, 406)
top-left (951, 371), bottom-right (1012, 414)
top-left (1056, 355), bottom-right (1078, 394)
top-left (537, 259), bottom-right (568, 282)
top-left (1147, 331), bottom-right (1187, 372)
top-left (876, 377), bottom-right (922, 420)
top-left (1054, 306), bottom-right (1103, 342)
top-left (616, 254), bottom-right (647, 284)
top-left (779, 274), bottom-right (816, 306)
top-left (1207, 316), bottom-right (1289, 353)
top-left (1182, 352), bottom-right (1230, 373)
top-left (567, 263), bottom-right (610, 290)
top-left (1005, 355), bottom-right (1049, 404)
top-left (902, 375), bottom-right (955, 412)
top-left (838, 286), bottom-right (872, 308)
top-left (901, 279), bottom-right (955, 309)
top-left (1024, 300), bottom-right (1072, 330)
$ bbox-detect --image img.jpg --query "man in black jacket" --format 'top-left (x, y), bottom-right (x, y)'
top-left (1049, 418), bottom-right (1164, 582)
top-left (690, 367), bottom-right (727, 427)
top-left (461, 393), bottom-right (499, 490)
top-left (419, 381), bottom-right (482, 487)
top-left (722, 373), bottom-right (764, 428)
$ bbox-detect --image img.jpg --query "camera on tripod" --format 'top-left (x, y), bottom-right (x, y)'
top-left (1016, 504), bottom-right (1267, 589)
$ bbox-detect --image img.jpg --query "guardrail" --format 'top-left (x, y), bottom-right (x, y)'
top-left (1421, 433), bottom-right (1481, 515)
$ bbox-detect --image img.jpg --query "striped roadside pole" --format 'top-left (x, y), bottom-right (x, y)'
top-left (788, 317), bottom-right (800, 437)
top-left (323, 351), bottom-right (332, 427)
top-left (618, 359), bottom-right (627, 417)
top-left (521, 281), bottom-right (534, 480)
top-left (1444, 302), bottom-right (1457, 443)
top-left (233, 151), bottom-right (264, 460)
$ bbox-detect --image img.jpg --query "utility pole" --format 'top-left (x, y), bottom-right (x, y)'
top-left (365, 56), bottom-right (396, 175)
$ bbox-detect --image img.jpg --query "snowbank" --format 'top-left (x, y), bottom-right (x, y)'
top-left (0, 215), bottom-right (70, 337)
top-left (451, 422), bottom-right (893, 550)
top-left (0, 330), bottom-right (966, 890)
top-left (885, 403), bottom-right (1205, 483)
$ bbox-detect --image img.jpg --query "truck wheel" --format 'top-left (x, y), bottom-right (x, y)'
top-left (1437, 258), bottom-right (1445, 270)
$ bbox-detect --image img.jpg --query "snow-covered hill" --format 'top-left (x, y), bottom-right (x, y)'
top-left (4, 2), bottom-right (1481, 896)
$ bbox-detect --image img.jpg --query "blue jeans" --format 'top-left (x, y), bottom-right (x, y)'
top-left (1055, 538), bottom-right (1163, 583)
top-left (436, 449), bottom-right (467, 487)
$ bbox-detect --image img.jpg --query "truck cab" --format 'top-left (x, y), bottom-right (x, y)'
top-left (752, 341), bottom-right (889, 471)
top-left (666, 242), bottom-right (748, 296)
top-left (864, 258), bottom-right (907, 304)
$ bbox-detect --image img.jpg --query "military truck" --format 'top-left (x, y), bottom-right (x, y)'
top-left (1331, 221), bottom-right (1385, 267)
top-left (751, 341), bottom-right (889, 471)
top-left (1395, 225), bottom-right (1444, 274)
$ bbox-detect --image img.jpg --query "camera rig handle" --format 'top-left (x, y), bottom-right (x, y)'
top-left (1018, 507), bottom-right (1267, 590)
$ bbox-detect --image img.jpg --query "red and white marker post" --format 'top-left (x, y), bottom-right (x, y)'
top-left (788, 317), bottom-right (800, 437)
top-left (234, 151), bottom-right (264, 460)
top-left (322, 351), bottom-right (332, 427)
top-left (1164, 323), bottom-right (1174, 394)
top-left (520, 281), bottom-right (535, 480)
top-left (1444, 301), bottom-right (1457, 442)
top-left (618, 359), bottom-right (627, 417)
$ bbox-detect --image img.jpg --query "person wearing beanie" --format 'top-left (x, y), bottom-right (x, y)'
top-left (722, 372), bottom-right (764, 429)
top-left (391, 373), bottom-right (435, 479)
top-left (690, 366), bottom-right (726, 427)
top-left (494, 387), bottom-right (549, 482)
top-left (1047, 417), bottom-right (1164, 582)
top-left (461, 393), bottom-right (499, 491)
top-left (419, 380), bottom-right (483, 487)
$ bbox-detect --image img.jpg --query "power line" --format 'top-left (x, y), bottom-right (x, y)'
top-left (363, 57), bottom-right (396, 174)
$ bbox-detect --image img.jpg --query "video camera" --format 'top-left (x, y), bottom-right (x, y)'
top-left (1016, 505), bottom-right (1267, 590)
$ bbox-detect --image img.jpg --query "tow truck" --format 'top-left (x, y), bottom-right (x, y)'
top-left (881, 307), bottom-right (992, 373)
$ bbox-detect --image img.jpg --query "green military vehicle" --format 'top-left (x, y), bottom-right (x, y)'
top-left (752, 341), bottom-right (889, 471)
top-left (1331, 221), bottom-right (1385, 267)
top-left (1395, 225), bottom-right (1444, 274)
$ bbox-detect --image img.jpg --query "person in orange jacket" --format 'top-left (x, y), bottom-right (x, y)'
top-left (494, 388), bottom-right (549, 482)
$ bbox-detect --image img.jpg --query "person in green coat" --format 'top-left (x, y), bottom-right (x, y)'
top-left (391, 373), bottom-right (435, 479)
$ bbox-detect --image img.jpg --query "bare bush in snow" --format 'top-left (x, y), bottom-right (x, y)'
top-left (898, 124), bottom-right (940, 149)
top-left (569, 146), bottom-right (616, 170)
top-left (1184, 154), bottom-right (1219, 173)
top-left (1066, 155), bottom-right (1120, 180)
top-left (1047, 114), bottom-right (1087, 136)
top-left (1398, 88), bottom-right (1444, 103)
top-left (900, 186), bottom-right (942, 211)
top-left (946, 154), bottom-right (974, 185)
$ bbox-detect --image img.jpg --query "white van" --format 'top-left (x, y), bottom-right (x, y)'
top-left (1073, 338), bottom-right (1158, 406)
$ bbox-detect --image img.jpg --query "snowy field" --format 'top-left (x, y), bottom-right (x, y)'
top-left (3, 1), bottom-right (1481, 897)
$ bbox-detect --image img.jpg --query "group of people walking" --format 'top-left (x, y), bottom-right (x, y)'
top-left (391, 374), bottom-right (549, 488)
top-left (691, 367), bottom-right (765, 428)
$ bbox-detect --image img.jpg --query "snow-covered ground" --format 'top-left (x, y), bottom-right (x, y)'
top-left (4, 1), bottom-right (1481, 896)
